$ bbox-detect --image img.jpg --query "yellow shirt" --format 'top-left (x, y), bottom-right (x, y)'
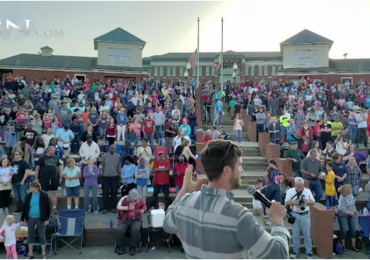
top-left (325, 170), bottom-right (336, 196)
top-left (149, 162), bottom-right (154, 170)
top-left (331, 121), bottom-right (343, 137)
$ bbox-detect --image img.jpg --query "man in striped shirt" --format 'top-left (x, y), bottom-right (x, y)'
top-left (163, 140), bottom-right (290, 259)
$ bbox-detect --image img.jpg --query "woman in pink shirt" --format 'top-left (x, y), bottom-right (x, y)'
top-left (337, 95), bottom-right (346, 110)
top-left (233, 113), bottom-right (244, 145)
top-left (132, 118), bottom-right (141, 138)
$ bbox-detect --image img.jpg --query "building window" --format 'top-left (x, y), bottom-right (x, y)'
top-left (205, 66), bottom-right (210, 76)
top-left (166, 67), bottom-right (171, 76)
top-left (172, 67), bottom-right (176, 76)
top-left (192, 67), bottom-right (197, 77)
top-left (271, 66), bottom-right (276, 76)
top-left (154, 67), bottom-right (158, 77)
top-left (211, 66), bottom-right (215, 76)
top-left (159, 67), bottom-right (163, 76)
top-left (263, 66), bottom-right (269, 76)
top-left (250, 66), bottom-right (255, 76)
top-left (179, 67), bottom-right (184, 76)
top-left (244, 66), bottom-right (249, 76)
top-left (258, 66), bottom-right (263, 76)
top-left (109, 48), bottom-right (132, 65)
top-left (277, 66), bottom-right (282, 71)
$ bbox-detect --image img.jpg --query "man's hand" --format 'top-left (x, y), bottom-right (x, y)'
top-left (129, 205), bottom-right (135, 210)
top-left (44, 221), bottom-right (49, 226)
top-left (292, 159), bottom-right (297, 163)
top-left (266, 200), bottom-right (286, 225)
top-left (310, 173), bottom-right (316, 178)
top-left (181, 165), bottom-right (206, 193)
top-left (139, 209), bottom-right (145, 214)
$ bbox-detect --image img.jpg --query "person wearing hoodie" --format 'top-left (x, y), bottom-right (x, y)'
top-left (125, 123), bottom-right (138, 156)
top-left (83, 156), bottom-right (100, 214)
top-left (134, 158), bottom-right (150, 202)
top-left (121, 155), bottom-right (136, 197)
top-left (116, 108), bottom-right (128, 142)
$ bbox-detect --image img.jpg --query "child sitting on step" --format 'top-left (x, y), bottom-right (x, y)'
top-left (252, 179), bottom-right (270, 227)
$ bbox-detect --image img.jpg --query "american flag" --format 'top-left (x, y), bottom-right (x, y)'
top-left (188, 49), bottom-right (198, 68)
top-left (214, 55), bottom-right (221, 73)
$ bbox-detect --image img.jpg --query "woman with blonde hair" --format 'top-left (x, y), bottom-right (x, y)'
top-left (1, 214), bottom-right (18, 259)
top-left (337, 184), bottom-right (359, 252)
top-left (62, 158), bottom-right (81, 209)
top-left (344, 156), bottom-right (362, 197)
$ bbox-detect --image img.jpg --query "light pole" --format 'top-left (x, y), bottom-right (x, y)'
top-left (184, 70), bottom-right (188, 80)
top-left (233, 63), bottom-right (238, 84)
top-left (185, 63), bottom-right (191, 82)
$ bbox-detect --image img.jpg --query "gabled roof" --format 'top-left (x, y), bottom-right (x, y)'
top-left (94, 28), bottom-right (146, 50)
top-left (280, 29), bottom-right (333, 46)
top-left (40, 46), bottom-right (53, 50)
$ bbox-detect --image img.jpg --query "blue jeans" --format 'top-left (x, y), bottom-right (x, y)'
top-left (234, 130), bottom-right (242, 143)
top-left (326, 195), bottom-right (336, 207)
top-left (84, 186), bottom-right (98, 212)
top-left (61, 120), bottom-right (70, 127)
top-left (307, 179), bottom-right (323, 202)
top-left (292, 212), bottom-right (312, 254)
top-left (176, 186), bottom-right (182, 193)
top-left (349, 128), bottom-right (357, 143)
top-left (154, 125), bottom-right (162, 141)
top-left (264, 184), bottom-right (281, 203)
top-left (269, 107), bottom-right (277, 116)
top-left (12, 182), bottom-right (27, 211)
top-left (352, 184), bottom-right (360, 197)
top-left (338, 215), bottom-right (356, 240)
top-left (126, 146), bottom-right (135, 156)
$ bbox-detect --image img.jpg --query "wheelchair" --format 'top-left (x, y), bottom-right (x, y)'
top-left (114, 212), bottom-right (143, 255)
top-left (145, 213), bottom-right (174, 253)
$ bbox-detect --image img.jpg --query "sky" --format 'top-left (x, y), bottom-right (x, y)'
top-left (0, 0), bottom-right (369, 60)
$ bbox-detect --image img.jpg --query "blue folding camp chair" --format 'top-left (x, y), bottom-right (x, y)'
top-left (357, 216), bottom-right (370, 254)
top-left (53, 209), bottom-right (85, 255)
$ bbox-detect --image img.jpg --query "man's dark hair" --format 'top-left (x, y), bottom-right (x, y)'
top-left (331, 152), bottom-right (340, 160)
top-left (211, 126), bottom-right (218, 130)
top-left (256, 178), bottom-right (263, 184)
top-left (200, 140), bottom-right (242, 182)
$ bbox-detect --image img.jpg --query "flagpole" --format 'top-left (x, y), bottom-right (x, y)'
top-left (197, 17), bottom-right (200, 88)
top-left (221, 17), bottom-right (224, 89)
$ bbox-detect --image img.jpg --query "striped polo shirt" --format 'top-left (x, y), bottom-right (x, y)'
top-left (163, 185), bottom-right (290, 259)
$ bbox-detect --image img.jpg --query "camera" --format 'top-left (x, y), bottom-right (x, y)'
top-left (299, 195), bottom-right (306, 211)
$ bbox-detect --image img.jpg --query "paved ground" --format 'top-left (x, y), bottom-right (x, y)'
top-left (0, 245), bottom-right (366, 259)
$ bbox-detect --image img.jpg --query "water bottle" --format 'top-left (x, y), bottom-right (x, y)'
top-left (197, 169), bottom-right (201, 175)
top-left (197, 153), bottom-right (200, 159)
top-left (109, 219), bottom-right (113, 228)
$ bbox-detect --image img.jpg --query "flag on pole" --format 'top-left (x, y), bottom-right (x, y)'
top-left (214, 55), bottom-right (221, 74)
top-left (188, 49), bottom-right (198, 68)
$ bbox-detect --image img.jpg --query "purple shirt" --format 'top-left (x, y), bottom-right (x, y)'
top-left (83, 165), bottom-right (100, 187)
top-left (343, 152), bottom-right (366, 166)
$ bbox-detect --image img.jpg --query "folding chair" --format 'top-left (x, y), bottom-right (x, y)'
top-left (357, 216), bottom-right (370, 254)
top-left (53, 209), bottom-right (85, 255)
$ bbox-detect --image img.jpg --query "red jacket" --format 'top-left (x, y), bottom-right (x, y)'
top-left (117, 196), bottom-right (146, 224)
top-left (106, 124), bottom-right (117, 136)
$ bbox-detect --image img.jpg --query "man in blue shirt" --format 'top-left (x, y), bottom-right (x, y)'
top-left (56, 125), bottom-right (74, 158)
top-left (4, 123), bottom-right (16, 159)
top-left (365, 94), bottom-right (370, 109)
top-left (286, 120), bottom-right (299, 143)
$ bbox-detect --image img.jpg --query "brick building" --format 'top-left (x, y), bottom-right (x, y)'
top-left (142, 29), bottom-right (370, 85)
top-left (0, 28), bottom-right (150, 83)
top-left (1, 28), bottom-right (370, 85)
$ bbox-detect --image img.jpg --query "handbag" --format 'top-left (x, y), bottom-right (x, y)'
top-left (286, 190), bottom-right (303, 224)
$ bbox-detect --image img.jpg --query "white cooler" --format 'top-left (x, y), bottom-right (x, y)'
top-left (150, 209), bottom-right (165, 228)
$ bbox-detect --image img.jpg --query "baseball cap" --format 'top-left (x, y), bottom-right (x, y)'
top-left (128, 189), bottom-right (139, 200)
top-left (290, 141), bottom-right (297, 145)
top-left (158, 151), bottom-right (164, 154)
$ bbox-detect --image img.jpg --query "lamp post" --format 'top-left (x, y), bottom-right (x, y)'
top-left (185, 62), bottom-right (191, 82)
top-left (233, 63), bottom-right (238, 84)
top-left (184, 71), bottom-right (188, 80)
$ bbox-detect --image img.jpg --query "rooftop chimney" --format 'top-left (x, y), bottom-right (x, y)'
top-left (40, 46), bottom-right (53, 57)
